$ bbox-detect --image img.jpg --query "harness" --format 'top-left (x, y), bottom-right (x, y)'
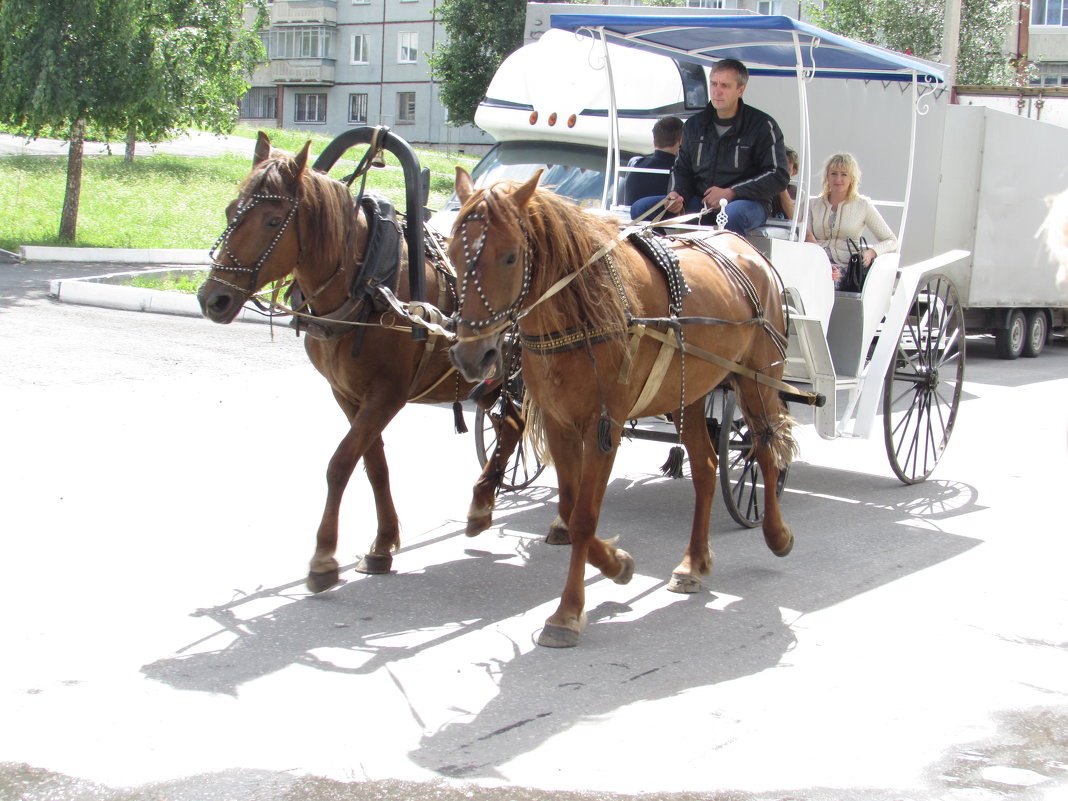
top-left (287, 193), bottom-right (403, 346)
top-left (453, 204), bottom-right (818, 411)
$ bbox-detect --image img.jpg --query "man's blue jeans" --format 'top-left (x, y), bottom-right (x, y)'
top-left (630, 194), bottom-right (767, 234)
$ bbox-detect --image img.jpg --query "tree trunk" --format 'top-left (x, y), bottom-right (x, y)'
top-left (59, 119), bottom-right (86, 243)
top-left (124, 123), bottom-right (136, 163)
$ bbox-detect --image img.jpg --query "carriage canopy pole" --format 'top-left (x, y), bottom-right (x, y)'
top-left (895, 72), bottom-right (922, 260)
top-left (596, 26), bottom-right (622, 210)
top-left (790, 30), bottom-right (810, 242)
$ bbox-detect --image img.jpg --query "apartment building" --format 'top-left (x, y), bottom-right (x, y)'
top-left (238, 0), bottom-right (492, 149)
top-left (238, 1), bottom-right (805, 148)
top-left (1025, 0), bottom-right (1068, 86)
top-left (240, 0), bottom-right (1067, 145)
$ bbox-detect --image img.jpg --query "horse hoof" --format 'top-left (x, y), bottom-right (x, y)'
top-left (766, 529), bottom-right (794, 557)
top-left (355, 553), bottom-right (393, 574)
top-left (667, 572), bottom-right (703, 594)
top-left (546, 516), bottom-right (570, 545)
top-left (612, 549), bottom-right (635, 585)
top-left (307, 569), bottom-right (340, 593)
top-left (466, 514), bottom-right (492, 537)
top-left (537, 625), bottom-right (581, 648)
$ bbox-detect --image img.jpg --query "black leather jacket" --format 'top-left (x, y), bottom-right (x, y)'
top-left (672, 99), bottom-right (789, 215)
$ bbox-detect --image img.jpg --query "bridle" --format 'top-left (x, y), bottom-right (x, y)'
top-left (453, 210), bottom-right (532, 342)
top-left (206, 191), bottom-right (301, 295)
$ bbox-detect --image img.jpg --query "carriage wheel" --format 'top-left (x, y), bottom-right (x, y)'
top-left (712, 387), bottom-right (788, 529)
top-left (474, 373), bottom-right (545, 492)
top-left (882, 274), bottom-right (965, 485)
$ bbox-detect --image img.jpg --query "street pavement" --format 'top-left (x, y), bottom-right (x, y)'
top-left (1, 259), bottom-right (1067, 801)
top-left (0, 131), bottom-right (256, 159)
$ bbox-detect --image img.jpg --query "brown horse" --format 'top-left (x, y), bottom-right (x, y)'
top-left (198, 133), bottom-right (523, 592)
top-left (448, 168), bottom-right (798, 647)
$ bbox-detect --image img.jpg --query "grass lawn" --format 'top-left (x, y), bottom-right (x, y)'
top-left (0, 127), bottom-right (478, 252)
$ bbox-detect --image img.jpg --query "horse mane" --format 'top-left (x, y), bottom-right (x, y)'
top-left (468, 181), bottom-right (638, 351)
top-left (239, 154), bottom-right (365, 277)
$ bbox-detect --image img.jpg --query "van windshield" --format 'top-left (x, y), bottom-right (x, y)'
top-left (443, 141), bottom-right (637, 211)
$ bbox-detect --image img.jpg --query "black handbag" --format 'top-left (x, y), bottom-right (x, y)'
top-left (840, 237), bottom-right (870, 293)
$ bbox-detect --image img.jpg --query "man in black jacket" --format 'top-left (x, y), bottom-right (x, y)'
top-left (661, 58), bottom-right (789, 234)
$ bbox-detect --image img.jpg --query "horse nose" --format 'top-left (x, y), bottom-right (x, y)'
top-left (450, 342), bottom-right (500, 382)
top-left (198, 284), bottom-right (237, 323)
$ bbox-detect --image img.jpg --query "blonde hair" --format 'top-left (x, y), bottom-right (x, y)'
top-left (820, 153), bottom-right (860, 202)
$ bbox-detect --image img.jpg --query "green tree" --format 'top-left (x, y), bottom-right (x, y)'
top-left (429, 0), bottom-right (526, 126)
top-left (0, 0), bottom-right (266, 241)
top-left (808, 0), bottom-right (1015, 85)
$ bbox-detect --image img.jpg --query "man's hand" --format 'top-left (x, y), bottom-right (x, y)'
top-left (665, 191), bottom-right (685, 214)
top-left (702, 186), bottom-right (736, 209)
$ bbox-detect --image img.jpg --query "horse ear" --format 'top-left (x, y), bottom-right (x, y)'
top-left (455, 167), bottom-right (474, 204)
top-left (294, 140), bottom-right (312, 176)
top-left (254, 131), bottom-right (271, 167)
top-left (512, 169), bottom-right (543, 209)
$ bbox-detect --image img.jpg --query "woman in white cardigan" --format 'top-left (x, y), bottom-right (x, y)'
top-left (806, 153), bottom-right (898, 288)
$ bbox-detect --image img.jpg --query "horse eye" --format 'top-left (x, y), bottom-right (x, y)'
top-left (505, 252), bottom-right (518, 266)
top-left (266, 216), bottom-right (283, 229)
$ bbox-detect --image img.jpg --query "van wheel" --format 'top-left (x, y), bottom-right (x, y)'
top-left (1022, 310), bottom-right (1047, 358)
top-left (994, 309), bottom-right (1026, 359)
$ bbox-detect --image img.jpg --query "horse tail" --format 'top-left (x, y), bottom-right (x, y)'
top-left (522, 394), bottom-right (555, 468)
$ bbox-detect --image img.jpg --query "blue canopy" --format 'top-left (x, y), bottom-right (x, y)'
top-left (548, 14), bottom-right (946, 85)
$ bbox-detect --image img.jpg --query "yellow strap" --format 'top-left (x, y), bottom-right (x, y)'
top-left (625, 336), bottom-right (677, 419)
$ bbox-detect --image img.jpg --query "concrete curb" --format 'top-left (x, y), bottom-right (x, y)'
top-left (47, 267), bottom-right (288, 326)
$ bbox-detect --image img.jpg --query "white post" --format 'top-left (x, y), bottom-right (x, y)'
top-left (941, 0), bottom-right (962, 88)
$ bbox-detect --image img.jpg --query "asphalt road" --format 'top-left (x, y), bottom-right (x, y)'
top-left (1, 260), bottom-right (1066, 801)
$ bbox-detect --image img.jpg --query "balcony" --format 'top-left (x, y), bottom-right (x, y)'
top-left (269, 59), bottom-right (336, 85)
top-left (270, 0), bottom-right (337, 25)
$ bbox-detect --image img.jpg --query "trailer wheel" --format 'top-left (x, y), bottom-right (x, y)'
top-left (713, 387), bottom-right (788, 528)
top-left (883, 274), bottom-right (965, 484)
top-left (994, 309), bottom-right (1026, 360)
top-left (474, 374), bottom-right (545, 492)
top-left (1023, 310), bottom-right (1048, 358)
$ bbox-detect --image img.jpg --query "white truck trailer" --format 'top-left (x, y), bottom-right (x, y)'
top-left (449, 17), bottom-right (1068, 359)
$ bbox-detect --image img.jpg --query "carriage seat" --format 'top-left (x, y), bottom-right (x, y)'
top-left (825, 253), bottom-right (899, 378)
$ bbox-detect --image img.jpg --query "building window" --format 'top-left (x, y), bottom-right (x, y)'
top-left (349, 93), bottom-right (369, 123)
top-left (686, 0), bottom-right (735, 8)
top-left (397, 92), bottom-right (416, 124)
top-left (239, 87), bottom-right (278, 119)
top-left (295, 93), bottom-right (328, 123)
top-left (757, 0), bottom-right (781, 14)
top-left (398, 32), bottom-right (418, 64)
top-left (1029, 62), bottom-right (1068, 85)
top-left (265, 26), bottom-right (334, 59)
top-left (351, 34), bottom-right (368, 64)
top-left (353, 0), bottom-right (370, 4)
top-left (1031, 0), bottom-right (1068, 25)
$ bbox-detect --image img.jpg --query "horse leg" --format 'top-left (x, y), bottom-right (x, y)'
top-left (735, 381), bottom-right (796, 557)
top-left (354, 435), bottom-right (399, 574)
top-left (538, 425), bottom-right (634, 648)
top-left (667, 399), bottom-right (718, 593)
top-left (307, 396), bottom-right (402, 592)
top-left (466, 393), bottom-right (523, 537)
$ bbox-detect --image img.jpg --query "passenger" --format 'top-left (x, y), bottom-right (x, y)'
top-left (625, 115), bottom-right (684, 217)
top-left (806, 153), bottom-right (898, 288)
top-left (771, 147), bottom-right (800, 220)
top-left (635, 58), bottom-right (790, 234)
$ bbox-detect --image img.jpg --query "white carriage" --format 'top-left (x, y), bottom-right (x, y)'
top-left (460, 13), bottom-right (975, 525)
